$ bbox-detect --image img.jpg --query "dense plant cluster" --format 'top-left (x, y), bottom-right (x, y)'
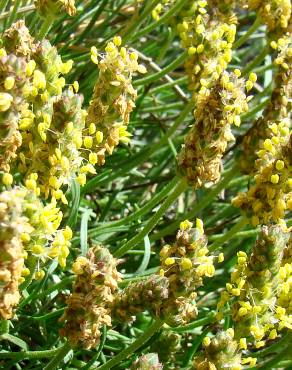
top-left (0, 1), bottom-right (291, 369)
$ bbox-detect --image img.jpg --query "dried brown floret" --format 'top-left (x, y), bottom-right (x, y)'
top-left (60, 246), bottom-right (121, 349)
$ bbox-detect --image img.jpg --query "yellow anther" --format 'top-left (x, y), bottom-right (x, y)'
top-left (270, 41), bottom-right (278, 49)
top-left (95, 131), bottom-right (104, 144)
top-left (165, 257), bottom-right (175, 266)
top-left (89, 152), bottom-right (98, 165)
top-left (4, 76), bottom-right (15, 90)
top-left (270, 174), bottom-right (279, 184)
top-left (33, 70), bottom-right (46, 90)
top-left (234, 68), bottom-right (241, 77)
top-left (61, 60), bottom-right (73, 74)
top-left (22, 268), bottom-right (30, 277)
top-left (180, 257), bottom-right (193, 270)
top-left (245, 80), bottom-right (254, 92)
top-left (180, 219), bottom-right (193, 230)
top-left (188, 47), bottom-right (196, 55)
top-left (113, 36), bottom-right (122, 46)
top-left (276, 160), bottom-right (284, 170)
top-left (35, 270), bottom-right (45, 280)
top-left (196, 44), bottom-right (204, 53)
top-left (249, 72), bottom-right (257, 83)
top-left (218, 253), bottom-right (224, 263)
top-left (84, 136), bottom-right (93, 149)
top-left (26, 60), bottom-right (36, 76)
top-left (0, 92), bottom-right (13, 112)
top-left (196, 218), bottom-right (204, 235)
top-left (77, 173), bottom-right (86, 186)
top-left (202, 336), bottom-right (211, 346)
top-left (31, 244), bottom-right (45, 254)
top-left (2, 173), bottom-right (13, 186)
top-left (239, 337), bottom-right (247, 350)
top-left (88, 123), bottom-right (96, 135)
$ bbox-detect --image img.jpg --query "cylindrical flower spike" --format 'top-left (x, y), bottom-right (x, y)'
top-left (60, 246), bottom-right (122, 349)
top-left (178, 71), bottom-right (251, 188)
top-left (242, 0), bottom-right (291, 30)
top-left (240, 34), bottom-right (291, 174)
top-left (0, 186), bottom-right (72, 275)
top-left (158, 219), bottom-right (215, 325)
top-left (1, 22), bottom-right (92, 202)
top-left (233, 120), bottom-right (291, 226)
top-left (111, 275), bottom-right (169, 323)
top-left (0, 188), bottom-right (31, 319)
top-left (217, 225), bottom-right (291, 348)
top-left (193, 330), bottom-right (243, 370)
top-left (85, 38), bottom-right (146, 166)
top-left (177, 0), bottom-right (237, 95)
top-left (18, 89), bottom-right (88, 203)
top-left (0, 53), bottom-right (28, 171)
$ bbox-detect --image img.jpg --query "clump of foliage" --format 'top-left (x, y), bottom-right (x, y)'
top-left (0, 1), bottom-right (291, 369)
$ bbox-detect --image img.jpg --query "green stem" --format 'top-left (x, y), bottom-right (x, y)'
top-left (0, 348), bottom-right (60, 360)
top-left (80, 209), bottom-right (92, 256)
top-left (114, 177), bottom-right (188, 258)
top-left (6, 0), bottom-right (22, 27)
top-left (209, 217), bottom-right (249, 251)
top-left (82, 326), bottom-right (107, 370)
top-left (242, 46), bottom-right (269, 77)
top-left (169, 312), bottom-right (216, 333)
top-left (37, 275), bottom-right (74, 300)
top-left (233, 16), bottom-right (262, 50)
top-left (134, 51), bottom-right (188, 87)
top-left (209, 228), bottom-right (259, 242)
top-left (88, 176), bottom-right (178, 236)
top-left (43, 342), bottom-right (72, 370)
top-left (0, 319), bottom-right (9, 334)
top-left (19, 258), bottom-right (37, 291)
top-left (151, 166), bottom-right (237, 242)
top-left (38, 17), bottom-right (54, 40)
top-left (256, 332), bottom-right (291, 358)
top-left (74, 0), bottom-right (107, 44)
top-left (0, 0), bottom-right (9, 13)
top-left (97, 319), bottom-right (164, 370)
top-left (183, 327), bottom-right (210, 367)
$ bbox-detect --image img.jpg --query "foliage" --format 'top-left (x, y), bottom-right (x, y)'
top-left (0, 1), bottom-right (291, 369)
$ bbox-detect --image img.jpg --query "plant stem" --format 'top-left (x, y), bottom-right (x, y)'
top-left (88, 176), bottom-right (178, 236)
top-left (209, 217), bottom-right (249, 251)
top-left (97, 319), bottom-right (164, 370)
top-left (242, 46), bottom-right (269, 77)
top-left (233, 16), bottom-right (262, 49)
top-left (6, 0), bottom-right (22, 27)
top-left (43, 341), bottom-right (72, 370)
top-left (74, 0), bottom-right (107, 44)
top-left (0, 0), bottom-right (9, 13)
top-left (82, 326), bottom-right (107, 370)
top-left (170, 312), bottom-right (216, 333)
top-left (114, 177), bottom-right (188, 258)
top-left (151, 166), bottom-right (237, 241)
top-left (38, 17), bottom-right (54, 40)
top-left (0, 348), bottom-right (60, 360)
top-left (134, 51), bottom-right (188, 87)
